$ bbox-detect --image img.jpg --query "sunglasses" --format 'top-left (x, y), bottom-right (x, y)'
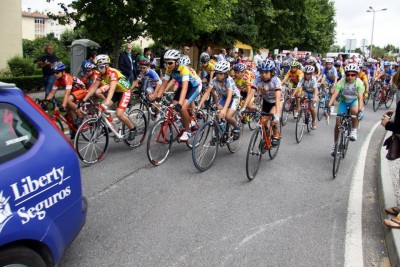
top-left (53, 71), bottom-right (61, 74)
top-left (86, 69), bottom-right (93, 72)
top-left (97, 65), bottom-right (106, 70)
top-left (164, 61), bottom-right (175, 66)
top-left (346, 73), bottom-right (357, 77)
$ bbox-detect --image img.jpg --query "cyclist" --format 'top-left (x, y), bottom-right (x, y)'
top-left (358, 62), bottom-right (370, 98)
top-left (376, 61), bottom-right (395, 97)
top-left (241, 60), bottom-right (282, 146)
top-left (130, 59), bottom-right (162, 95)
top-left (82, 54), bottom-right (137, 140)
top-left (196, 61), bottom-right (241, 140)
top-left (321, 57), bottom-right (338, 94)
top-left (156, 49), bottom-right (202, 141)
top-left (334, 61), bottom-right (344, 81)
top-left (198, 54), bottom-right (216, 85)
top-left (326, 64), bottom-right (364, 156)
top-left (291, 65), bottom-right (319, 129)
top-left (45, 62), bottom-right (86, 127)
top-left (307, 57), bottom-right (322, 81)
top-left (281, 61), bottom-right (304, 118)
top-left (234, 63), bottom-right (256, 116)
top-left (80, 62), bottom-right (108, 102)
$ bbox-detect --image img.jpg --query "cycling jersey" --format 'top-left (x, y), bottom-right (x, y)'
top-left (209, 76), bottom-right (240, 98)
top-left (252, 75), bottom-right (282, 103)
top-left (297, 76), bottom-right (318, 93)
top-left (96, 67), bottom-right (131, 92)
top-left (234, 70), bottom-right (254, 93)
top-left (380, 69), bottom-right (395, 83)
top-left (334, 78), bottom-right (364, 103)
top-left (284, 69), bottom-right (303, 85)
top-left (164, 65), bottom-right (200, 90)
top-left (368, 64), bottom-right (377, 77)
top-left (52, 74), bottom-right (85, 92)
top-left (336, 68), bottom-right (344, 81)
top-left (323, 66), bottom-right (337, 84)
top-left (137, 69), bottom-right (161, 88)
top-left (199, 60), bottom-right (216, 74)
top-left (81, 70), bottom-right (100, 89)
top-left (358, 70), bottom-right (368, 83)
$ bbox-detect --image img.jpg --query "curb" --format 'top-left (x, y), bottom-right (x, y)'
top-left (378, 131), bottom-right (400, 267)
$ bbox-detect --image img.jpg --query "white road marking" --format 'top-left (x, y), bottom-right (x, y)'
top-left (344, 120), bottom-right (380, 267)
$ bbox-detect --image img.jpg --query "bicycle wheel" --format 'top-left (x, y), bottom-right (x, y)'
top-left (246, 127), bottom-right (263, 181)
top-left (140, 101), bottom-right (151, 124)
top-left (363, 92), bottom-right (370, 105)
top-left (373, 89), bottom-right (381, 112)
top-left (54, 117), bottom-right (65, 133)
top-left (385, 89), bottom-right (394, 108)
top-left (305, 112), bottom-right (311, 133)
top-left (248, 112), bottom-right (260, 130)
top-left (122, 108), bottom-right (147, 148)
top-left (317, 97), bottom-right (325, 121)
top-left (333, 129), bottom-right (343, 178)
top-left (342, 124), bottom-right (350, 159)
top-left (268, 130), bottom-right (280, 159)
top-left (186, 110), bottom-right (207, 149)
top-left (192, 121), bottom-right (219, 172)
top-left (227, 114), bottom-right (244, 153)
top-left (295, 109), bottom-right (305, 143)
top-left (281, 96), bottom-right (290, 126)
top-left (74, 118), bottom-right (109, 165)
top-left (147, 119), bottom-right (173, 166)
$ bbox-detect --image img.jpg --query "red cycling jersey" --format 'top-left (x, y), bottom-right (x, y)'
top-left (53, 73), bottom-right (86, 92)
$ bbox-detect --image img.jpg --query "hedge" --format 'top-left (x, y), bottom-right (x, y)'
top-left (0, 75), bottom-right (43, 91)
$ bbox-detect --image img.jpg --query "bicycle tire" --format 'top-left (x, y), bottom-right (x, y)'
top-left (385, 90), bottom-right (394, 109)
top-left (281, 96), bottom-right (290, 126)
top-left (192, 121), bottom-right (219, 172)
top-left (122, 108), bottom-right (148, 148)
top-left (227, 114), bottom-right (244, 153)
top-left (246, 127), bottom-right (263, 181)
top-left (306, 111), bottom-right (311, 133)
top-left (74, 118), bottom-right (109, 165)
top-left (54, 117), bottom-right (65, 133)
top-left (342, 124), bottom-right (350, 159)
top-left (186, 109), bottom-right (207, 149)
top-left (268, 128), bottom-right (280, 159)
top-left (373, 89), bottom-right (381, 112)
top-left (140, 101), bottom-right (151, 124)
top-left (333, 129), bottom-right (343, 178)
top-left (317, 98), bottom-right (325, 121)
top-left (147, 119), bottom-right (173, 166)
top-left (295, 109), bottom-right (305, 143)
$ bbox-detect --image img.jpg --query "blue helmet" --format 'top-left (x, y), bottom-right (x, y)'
top-left (257, 59), bottom-right (275, 72)
top-left (52, 62), bottom-right (66, 71)
top-left (383, 61), bottom-right (391, 67)
top-left (233, 63), bottom-right (246, 72)
top-left (84, 62), bottom-right (96, 69)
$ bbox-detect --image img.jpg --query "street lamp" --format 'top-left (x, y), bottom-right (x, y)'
top-left (366, 6), bottom-right (387, 58)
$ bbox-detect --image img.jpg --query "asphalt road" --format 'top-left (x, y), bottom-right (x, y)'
top-left (60, 100), bottom-right (391, 267)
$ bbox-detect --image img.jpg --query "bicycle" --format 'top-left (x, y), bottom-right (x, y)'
top-left (281, 85), bottom-right (296, 126)
top-left (146, 105), bottom-right (206, 166)
top-left (74, 106), bottom-right (147, 165)
top-left (191, 106), bottom-right (244, 172)
top-left (317, 83), bottom-right (333, 121)
top-left (372, 81), bottom-right (390, 112)
top-left (242, 110), bottom-right (281, 180)
top-left (329, 112), bottom-right (357, 178)
top-left (240, 91), bottom-right (263, 131)
top-left (295, 96), bottom-right (313, 143)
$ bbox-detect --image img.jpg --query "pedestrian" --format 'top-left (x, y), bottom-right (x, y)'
top-left (217, 48), bottom-right (227, 62)
top-left (383, 70), bottom-right (400, 229)
top-left (37, 44), bottom-right (58, 98)
top-left (253, 49), bottom-right (263, 66)
top-left (118, 43), bottom-right (135, 83)
top-left (140, 47), bottom-right (152, 61)
top-left (182, 46), bottom-right (190, 56)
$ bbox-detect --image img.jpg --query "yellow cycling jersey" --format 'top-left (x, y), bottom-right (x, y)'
top-left (164, 65), bottom-right (200, 89)
top-left (200, 61), bottom-right (216, 74)
top-left (234, 70), bottom-right (254, 93)
top-left (284, 69), bottom-right (303, 85)
top-left (96, 67), bottom-right (130, 92)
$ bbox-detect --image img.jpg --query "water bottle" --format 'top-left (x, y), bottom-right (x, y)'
top-left (218, 119), bottom-right (226, 132)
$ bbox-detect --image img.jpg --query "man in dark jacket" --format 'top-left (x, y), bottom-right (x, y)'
top-left (118, 43), bottom-right (135, 83)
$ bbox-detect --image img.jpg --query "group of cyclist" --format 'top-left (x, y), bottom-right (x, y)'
top-left (44, 45), bottom-right (399, 157)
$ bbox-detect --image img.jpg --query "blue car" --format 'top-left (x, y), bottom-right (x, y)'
top-left (0, 83), bottom-right (87, 266)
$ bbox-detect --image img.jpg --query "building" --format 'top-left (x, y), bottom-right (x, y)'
top-left (22, 8), bottom-right (74, 40)
top-left (0, 0), bottom-right (23, 69)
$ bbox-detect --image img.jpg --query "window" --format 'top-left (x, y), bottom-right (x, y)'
top-left (34, 17), bottom-right (45, 38)
top-left (0, 103), bottom-right (38, 164)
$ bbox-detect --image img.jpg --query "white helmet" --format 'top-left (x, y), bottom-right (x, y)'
top-left (95, 54), bottom-right (110, 65)
top-left (214, 61), bottom-right (230, 73)
top-left (325, 57), bottom-right (334, 64)
top-left (164, 49), bottom-right (180, 61)
top-left (344, 63), bottom-right (360, 73)
top-left (303, 65), bottom-right (315, 73)
top-left (178, 56), bottom-right (191, 66)
top-left (307, 57), bottom-right (317, 63)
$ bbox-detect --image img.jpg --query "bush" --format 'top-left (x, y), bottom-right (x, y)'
top-left (0, 75), bottom-right (43, 91)
top-left (0, 67), bottom-right (12, 78)
top-left (7, 56), bottom-right (35, 76)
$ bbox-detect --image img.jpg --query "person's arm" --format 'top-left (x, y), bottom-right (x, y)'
top-left (241, 87), bottom-right (256, 111)
top-left (83, 79), bottom-right (101, 101)
top-left (104, 80), bottom-right (117, 105)
top-left (178, 80), bottom-right (188, 106)
top-left (385, 101), bottom-right (400, 133)
top-left (274, 90), bottom-right (282, 115)
top-left (197, 86), bottom-right (213, 110)
top-left (220, 89), bottom-right (233, 118)
top-left (129, 78), bottom-right (140, 91)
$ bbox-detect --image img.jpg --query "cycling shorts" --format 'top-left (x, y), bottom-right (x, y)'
top-left (97, 85), bottom-right (111, 93)
top-left (111, 90), bottom-right (132, 110)
top-left (262, 101), bottom-right (276, 113)
top-left (337, 99), bottom-right (357, 116)
top-left (71, 89), bottom-right (87, 101)
top-left (301, 91), bottom-right (316, 107)
top-left (218, 96), bottom-right (240, 111)
top-left (173, 85), bottom-right (201, 104)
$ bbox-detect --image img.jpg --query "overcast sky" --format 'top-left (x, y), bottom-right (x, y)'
top-left (22, 0), bottom-right (400, 50)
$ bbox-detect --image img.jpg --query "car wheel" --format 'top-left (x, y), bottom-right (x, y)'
top-left (0, 246), bottom-right (46, 267)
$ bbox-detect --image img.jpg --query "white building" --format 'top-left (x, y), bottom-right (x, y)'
top-left (22, 8), bottom-right (75, 40)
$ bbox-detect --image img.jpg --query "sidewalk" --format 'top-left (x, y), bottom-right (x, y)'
top-left (378, 130), bottom-right (400, 267)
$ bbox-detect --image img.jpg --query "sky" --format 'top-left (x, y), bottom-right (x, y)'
top-left (22, 0), bottom-right (400, 50)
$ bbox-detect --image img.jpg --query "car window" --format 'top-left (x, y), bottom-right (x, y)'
top-left (0, 103), bottom-right (38, 164)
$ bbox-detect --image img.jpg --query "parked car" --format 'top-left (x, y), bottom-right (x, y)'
top-left (0, 82), bottom-right (87, 266)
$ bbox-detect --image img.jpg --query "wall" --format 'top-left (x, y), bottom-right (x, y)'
top-left (21, 16), bottom-right (35, 40)
top-left (0, 0), bottom-right (23, 69)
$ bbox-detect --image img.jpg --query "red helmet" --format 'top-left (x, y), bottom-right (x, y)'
top-left (140, 59), bottom-right (151, 66)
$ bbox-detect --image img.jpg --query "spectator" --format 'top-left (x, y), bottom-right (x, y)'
top-left (200, 46), bottom-right (211, 61)
top-left (182, 46), bottom-right (190, 56)
top-left (253, 49), bottom-right (263, 65)
top-left (267, 51), bottom-right (273, 60)
top-left (217, 48), bottom-right (227, 62)
top-left (383, 70), bottom-right (400, 229)
top-left (37, 44), bottom-right (59, 98)
top-left (140, 47), bottom-right (152, 61)
top-left (118, 43), bottom-right (135, 83)
top-left (80, 50), bottom-right (97, 77)
top-left (134, 53), bottom-right (141, 78)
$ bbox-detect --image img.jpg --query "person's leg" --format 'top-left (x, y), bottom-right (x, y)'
top-left (45, 75), bottom-right (56, 99)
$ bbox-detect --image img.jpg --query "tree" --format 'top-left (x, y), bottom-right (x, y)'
top-left (49, 0), bottom-right (150, 67)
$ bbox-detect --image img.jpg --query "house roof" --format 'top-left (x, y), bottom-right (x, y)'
top-left (22, 11), bottom-right (48, 18)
